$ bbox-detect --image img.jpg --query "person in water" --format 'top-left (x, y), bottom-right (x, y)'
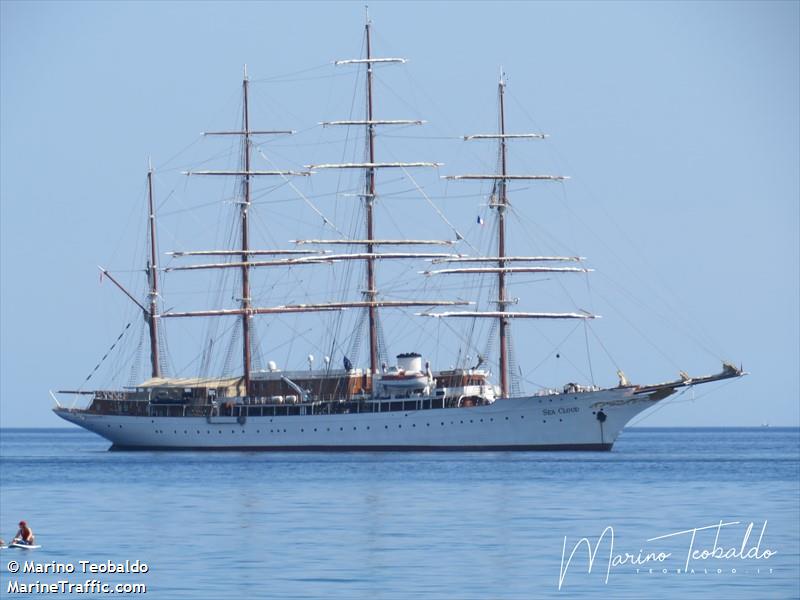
top-left (13, 521), bottom-right (35, 545)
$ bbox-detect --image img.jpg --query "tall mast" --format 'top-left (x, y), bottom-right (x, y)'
top-left (241, 66), bottom-right (253, 395)
top-left (435, 76), bottom-right (589, 395)
top-left (174, 72), bottom-right (305, 390)
top-left (497, 75), bottom-right (509, 397)
top-left (365, 18), bottom-right (379, 375)
top-left (307, 17), bottom-right (444, 377)
top-left (146, 160), bottom-right (161, 378)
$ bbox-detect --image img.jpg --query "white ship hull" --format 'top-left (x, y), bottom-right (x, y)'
top-left (54, 387), bottom-right (658, 451)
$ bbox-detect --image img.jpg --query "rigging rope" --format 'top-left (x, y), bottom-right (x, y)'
top-left (346, 308), bottom-right (368, 369)
top-left (399, 165), bottom-right (476, 252)
top-left (80, 322), bottom-right (132, 390)
top-left (200, 338), bottom-right (215, 378)
top-left (624, 379), bottom-right (741, 429)
top-left (221, 318), bottom-right (241, 379)
top-left (507, 328), bottom-right (522, 396)
top-left (584, 320), bottom-right (622, 373)
top-left (519, 321), bottom-right (590, 388)
top-left (257, 148), bottom-right (346, 236)
top-left (583, 320), bottom-right (596, 386)
top-left (250, 63), bottom-right (352, 84)
top-left (127, 321), bottom-right (145, 387)
top-left (482, 318), bottom-right (498, 373)
top-left (376, 314), bottom-right (389, 368)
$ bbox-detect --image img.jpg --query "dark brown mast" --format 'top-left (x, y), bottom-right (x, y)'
top-left (241, 68), bottom-right (253, 395)
top-left (146, 161), bottom-right (161, 378)
top-left (497, 77), bottom-right (509, 397)
top-left (435, 75), bottom-right (581, 396)
top-left (291, 17), bottom-right (443, 381)
top-left (177, 69), bottom-right (301, 393)
top-left (365, 18), bottom-right (379, 375)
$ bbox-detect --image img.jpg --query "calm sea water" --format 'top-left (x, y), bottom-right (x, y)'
top-left (0, 427), bottom-right (798, 599)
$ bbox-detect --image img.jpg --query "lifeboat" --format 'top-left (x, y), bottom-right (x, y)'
top-left (377, 353), bottom-right (430, 391)
top-left (379, 371), bottom-right (429, 389)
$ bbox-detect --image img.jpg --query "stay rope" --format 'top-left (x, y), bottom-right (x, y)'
top-left (79, 322), bottom-right (132, 391)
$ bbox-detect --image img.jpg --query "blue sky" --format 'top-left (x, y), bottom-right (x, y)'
top-left (1, 1), bottom-right (798, 427)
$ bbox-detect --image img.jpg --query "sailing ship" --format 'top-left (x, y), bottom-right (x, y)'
top-left (53, 18), bottom-right (743, 450)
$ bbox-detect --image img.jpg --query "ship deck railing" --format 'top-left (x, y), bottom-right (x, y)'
top-left (75, 390), bottom-right (495, 418)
